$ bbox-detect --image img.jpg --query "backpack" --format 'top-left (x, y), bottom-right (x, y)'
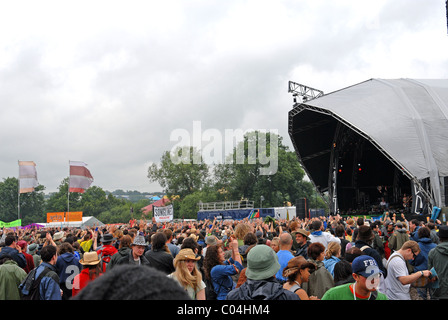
top-left (98, 251), bottom-right (113, 272)
top-left (20, 267), bottom-right (53, 300)
top-left (204, 277), bottom-right (217, 300)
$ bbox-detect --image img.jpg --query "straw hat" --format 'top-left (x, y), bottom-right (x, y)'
top-left (79, 252), bottom-right (101, 266)
top-left (174, 248), bottom-right (200, 263)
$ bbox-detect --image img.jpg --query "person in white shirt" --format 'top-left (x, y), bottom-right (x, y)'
top-left (308, 219), bottom-right (341, 249)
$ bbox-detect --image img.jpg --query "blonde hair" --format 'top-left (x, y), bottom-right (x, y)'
top-left (173, 258), bottom-right (203, 292)
top-left (234, 223), bottom-right (251, 241)
top-left (325, 241), bottom-right (341, 259)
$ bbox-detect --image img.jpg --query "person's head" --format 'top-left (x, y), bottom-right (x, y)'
top-left (437, 225), bottom-right (448, 243)
top-left (351, 255), bottom-right (382, 293)
top-left (417, 226), bottom-right (431, 239)
top-left (357, 225), bottom-right (374, 244)
top-left (163, 228), bottom-right (173, 241)
top-left (119, 235), bottom-right (133, 249)
top-left (205, 235), bottom-right (218, 247)
top-left (100, 233), bottom-right (116, 245)
top-left (71, 264), bottom-right (191, 300)
top-left (311, 220), bottom-right (322, 231)
top-left (344, 247), bottom-right (364, 263)
top-left (58, 242), bottom-right (74, 255)
top-left (234, 223), bottom-right (252, 241)
top-left (173, 248), bottom-right (202, 291)
top-left (243, 232), bottom-right (257, 246)
top-left (409, 219), bottom-right (420, 231)
top-left (335, 225), bottom-right (345, 238)
top-left (279, 232), bottom-right (293, 250)
top-left (131, 235), bottom-right (147, 258)
top-left (325, 241), bottom-right (341, 259)
top-left (282, 256), bottom-right (316, 284)
top-left (180, 236), bottom-right (199, 253)
top-left (151, 232), bottom-right (167, 251)
top-left (245, 244), bottom-right (280, 281)
top-left (294, 229), bottom-right (310, 246)
top-left (333, 260), bottom-right (353, 283)
top-left (399, 240), bottom-right (420, 260)
top-left (4, 235), bottom-right (16, 247)
top-left (17, 240), bottom-right (28, 251)
top-left (356, 217), bottom-right (364, 227)
top-left (270, 237), bottom-right (280, 253)
top-left (307, 242), bottom-right (326, 261)
top-left (40, 245), bottom-right (58, 264)
top-left (203, 245), bottom-right (224, 280)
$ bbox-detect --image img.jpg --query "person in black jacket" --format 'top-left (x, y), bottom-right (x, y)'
top-left (354, 225), bottom-right (387, 277)
top-left (226, 244), bottom-right (299, 300)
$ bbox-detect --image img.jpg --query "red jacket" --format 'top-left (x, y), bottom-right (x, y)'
top-left (97, 245), bottom-right (118, 272)
top-left (72, 268), bottom-right (102, 297)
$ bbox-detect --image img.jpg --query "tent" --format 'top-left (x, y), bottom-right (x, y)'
top-left (288, 78), bottom-right (448, 214)
top-left (38, 216), bottom-right (104, 229)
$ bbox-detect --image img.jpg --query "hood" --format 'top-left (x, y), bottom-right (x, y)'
top-left (418, 237), bottom-right (433, 244)
top-left (235, 278), bottom-right (286, 300)
top-left (60, 252), bottom-right (78, 263)
top-left (397, 229), bottom-right (407, 234)
top-left (101, 245), bottom-right (117, 256)
top-left (433, 242), bottom-right (448, 256)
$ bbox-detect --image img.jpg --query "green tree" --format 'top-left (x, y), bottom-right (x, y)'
top-left (147, 146), bottom-right (209, 198)
top-left (0, 177), bottom-right (46, 225)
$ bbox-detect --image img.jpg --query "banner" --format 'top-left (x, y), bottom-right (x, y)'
top-left (0, 219), bottom-right (22, 228)
top-left (66, 211), bottom-right (83, 222)
top-left (47, 212), bottom-right (65, 223)
top-left (18, 161), bottom-right (39, 193)
top-left (47, 212), bottom-right (83, 223)
top-left (153, 204), bottom-right (174, 223)
top-left (69, 161), bottom-right (94, 193)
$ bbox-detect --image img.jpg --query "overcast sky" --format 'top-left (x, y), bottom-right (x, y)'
top-left (1, 0), bottom-right (447, 194)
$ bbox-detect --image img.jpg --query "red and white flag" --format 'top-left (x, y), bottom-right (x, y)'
top-left (18, 161), bottom-right (39, 193)
top-left (69, 161), bottom-right (93, 193)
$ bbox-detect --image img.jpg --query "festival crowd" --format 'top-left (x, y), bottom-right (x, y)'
top-left (1, 211), bottom-right (447, 301)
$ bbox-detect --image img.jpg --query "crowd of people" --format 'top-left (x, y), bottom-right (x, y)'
top-left (1, 211), bottom-right (447, 301)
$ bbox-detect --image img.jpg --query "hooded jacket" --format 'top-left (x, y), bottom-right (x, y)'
top-left (56, 252), bottom-right (82, 286)
top-left (226, 278), bottom-right (300, 300)
top-left (107, 246), bottom-right (131, 271)
top-left (428, 242), bottom-right (448, 299)
top-left (412, 237), bottom-right (437, 271)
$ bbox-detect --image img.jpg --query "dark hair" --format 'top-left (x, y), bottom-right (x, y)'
top-left (418, 226), bottom-right (431, 239)
top-left (335, 225), bottom-right (345, 237)
top-left (58, 242), bottom-right (74, 255)
top-left (4, 235), bottom-right (15, 247)
top-left (333, 260), bottom-right (353, 283)
top-left (181, 237), bottom-right (198, 251)
top-left (203, 245), bottom-right (222, 280)
top-left (151, 232), bottom-right (167, 251)
top-left (307, 242), bottom-right (325, 260)
top-left (243, 232), bottom-right (257, 246)
top-left (311, 220), bottom-right (322, 231)
top-left (40, 245), bottom-right (57, 263)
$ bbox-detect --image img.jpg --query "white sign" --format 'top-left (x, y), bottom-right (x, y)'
top-left (153, 204), bottom-right (174, 223)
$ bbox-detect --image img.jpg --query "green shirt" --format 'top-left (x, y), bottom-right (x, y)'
top-left (322, 283), bottom-right (388, 300)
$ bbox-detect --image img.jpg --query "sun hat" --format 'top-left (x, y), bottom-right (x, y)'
top-left (174, 248), bottom-right (200, 263)
top-left (352, 255), bottom-right (383, 278)
top-left (28, 243), bottom-right (39, 254)
top-left (292, 229), bottom-right (310, 240)
top-left (53, 231), bottom-right (65, 241)
top-left (79, 252), bottom-right (101, 266)
top-left (282, 256), bottom-right (316, 278)
top-left (245, 244), bottom-right (280, 281)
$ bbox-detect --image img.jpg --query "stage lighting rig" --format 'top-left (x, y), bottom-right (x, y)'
top-left (288, 81), bottom-right (324, 105)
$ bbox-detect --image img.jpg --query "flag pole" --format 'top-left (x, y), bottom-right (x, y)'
top-left (67, 160), bottom-right (70, 222)
top-left (17, 160), bottom-right (21, 220)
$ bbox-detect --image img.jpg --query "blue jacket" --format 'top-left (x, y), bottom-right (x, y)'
top-left (56, 252), bottom-right (82, 286)
top-left (412, 237), bottom-right (437, 271)
top-left (324, 256), bottom-right (340, 276)
top-left (0, 247), bottom-right (26, 268)
top-left (21, 262), bottom-right (61, 300)
top-left (211, 258), bottom-right (243, 300)
top-left (275, 250), bottom-right (294, 281)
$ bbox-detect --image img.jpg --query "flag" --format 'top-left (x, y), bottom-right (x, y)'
top-left (69, 161), bottom-right (93, 193)
top-left (18, 161), bottom-right (39, 193)
top-left (248, 209), bottom-right (260, 219)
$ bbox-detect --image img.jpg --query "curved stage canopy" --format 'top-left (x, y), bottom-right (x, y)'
top-left (288, 78), bottom-right (448, 214)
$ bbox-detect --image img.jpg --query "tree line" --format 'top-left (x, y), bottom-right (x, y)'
top-left (0, 132), bottom-right (328, 226)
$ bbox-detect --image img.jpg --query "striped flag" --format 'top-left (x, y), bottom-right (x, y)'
top-left (69, 161), bottom-right (93, 193)
top-left (248, 209), bottom-right (260, 219)
top-left (18, 161), bottom-right (39, 193)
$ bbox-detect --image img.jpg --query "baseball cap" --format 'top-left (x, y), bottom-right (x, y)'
top-left (352, 255), bottom-right (383, 278)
